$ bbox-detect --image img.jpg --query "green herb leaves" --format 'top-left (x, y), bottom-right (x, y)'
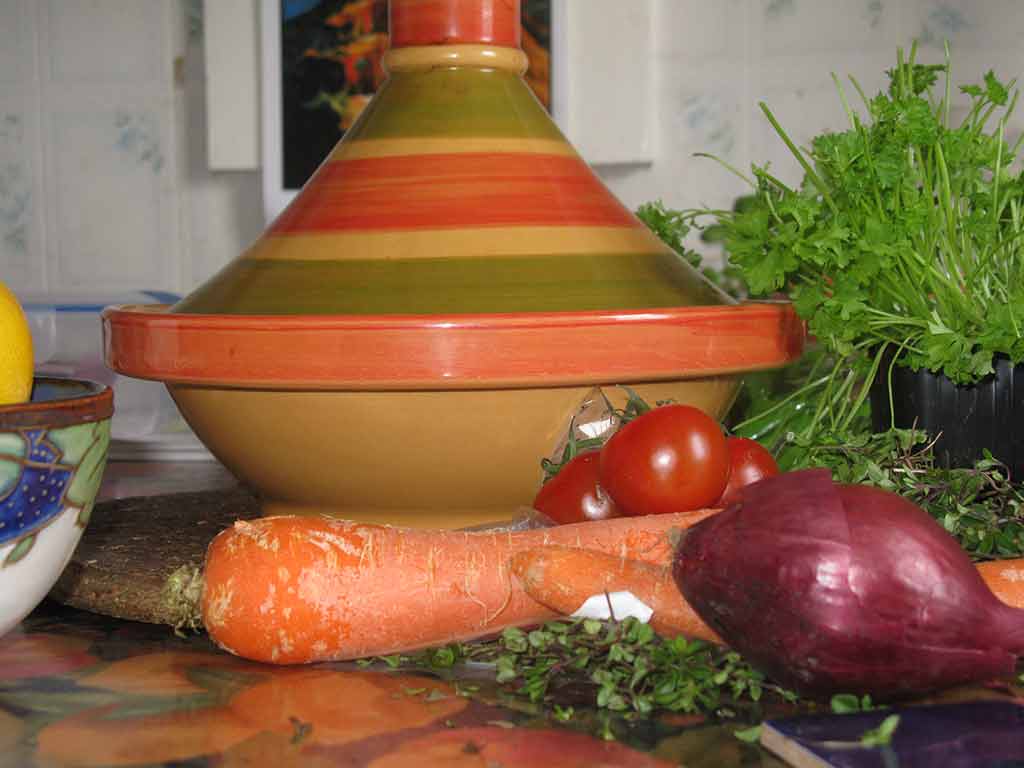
top-left (781, 425), bottom-right (1024, 560)
top-left (472, 618), bottom-right (796, 721)
top-left (859, 714), bottom-right (901, 748)
top-left (715, 44), bottom-right (1024, 385)
top-left (394, 617), bottom-right (796, 726)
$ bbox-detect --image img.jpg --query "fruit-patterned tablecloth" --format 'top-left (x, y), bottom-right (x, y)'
top-left (2, 601), bottom-right (790, 768)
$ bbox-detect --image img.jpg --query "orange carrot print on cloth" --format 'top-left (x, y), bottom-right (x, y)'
top-left (78, 651), bottom-right (253, 696)
top-left (35, 704), bottom-right (258, 768)
top-left (0, 632), bottom-right (97, 680)
top-left (366, 725), bottom-right (677, 768)
top-left (227, 670), bottom-right (465, 746)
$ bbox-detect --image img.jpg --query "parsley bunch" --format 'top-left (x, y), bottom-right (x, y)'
top-left (718, 43), bottom-right (1024, 385)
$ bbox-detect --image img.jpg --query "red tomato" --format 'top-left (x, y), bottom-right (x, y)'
top-left (598, 404), bottom-right (729, 516)
top-left (532, 451), bottom-right (620, 524)
top-left (717, 436), bottom-right (780, 507)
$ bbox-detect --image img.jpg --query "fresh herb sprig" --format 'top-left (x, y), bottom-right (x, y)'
top-left (635, 200), bottom-right (748, 298)
top-left (782, 426), bottom-right (1024, 560)
top-left (478, 619), bottom-right (796, 717)
top-left (383, 617), bottom-right (797, 725)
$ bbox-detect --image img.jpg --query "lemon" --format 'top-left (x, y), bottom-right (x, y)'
top-left (0, 281), bottom-right (33, 405)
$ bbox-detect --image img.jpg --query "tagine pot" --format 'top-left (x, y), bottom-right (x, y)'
top-left (870, 354), bottom-right (1024, 481)
top-left (103, 0), bottom-right (804, 527)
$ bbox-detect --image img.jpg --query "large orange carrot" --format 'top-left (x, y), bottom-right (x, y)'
top-left (201, 510), bottom-right (716, 664)
top-left (976, 558), bottom-right (1024, 608)
top-left (510, 546), bottom-right (720, 644)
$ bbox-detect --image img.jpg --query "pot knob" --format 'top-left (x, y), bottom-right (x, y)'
top-left (389, 0), bottom-right (521, 49)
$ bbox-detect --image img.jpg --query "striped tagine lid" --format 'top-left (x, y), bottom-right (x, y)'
top-left (103, 0), bottom-right (804, 390)
top-left (174, 0), bottom-right (725, 316)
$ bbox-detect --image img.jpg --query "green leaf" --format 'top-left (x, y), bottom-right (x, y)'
top-left (495, 654), bottom-right (518, 683)
top-left (983, 70), bottom-right (1009, 105)
top-left (830, 693), bottom-right (863, 713)
top-left (734, 725), bottom-right (763, 743)
top-left (502, 627), bottom-right (528, 653)
top-left (860, 714), bottom-right (900, 747)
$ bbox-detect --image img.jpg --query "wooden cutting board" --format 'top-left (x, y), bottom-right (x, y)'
top-left (50, 489), bottom-right (262, 626)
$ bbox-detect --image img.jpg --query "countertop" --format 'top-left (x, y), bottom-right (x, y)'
top-left (2, 461), bottom-right (1023, 767)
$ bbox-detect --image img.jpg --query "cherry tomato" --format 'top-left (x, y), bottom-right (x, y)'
top-left (532, 451), bottom-right (620, 524)
top-left (717, 436), bottom-right (780, 507)
top-left (598, 404), bottom-right (729, 516)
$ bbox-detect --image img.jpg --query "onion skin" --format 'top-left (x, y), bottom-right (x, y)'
top-left (672, 468), bottom-right (1024, 699)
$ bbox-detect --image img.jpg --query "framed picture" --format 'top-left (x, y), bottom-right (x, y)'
top-left (261, 0), bottom-right (555, 222)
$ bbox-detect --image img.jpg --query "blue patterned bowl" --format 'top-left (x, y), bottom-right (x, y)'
top-left (0, 377), bottom-right (112, 636)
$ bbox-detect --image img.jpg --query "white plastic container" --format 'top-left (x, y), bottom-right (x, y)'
top-left (18, 291), bottom-right (210, 460)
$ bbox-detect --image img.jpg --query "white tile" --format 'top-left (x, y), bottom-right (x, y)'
top-left (0, 106), bottom-right (33, 282)
top-left (655, 0), bottom-right (747, 62)
top-left (657, 58), bottom-right (752, 207)
top-left (47, 105), bottom-right (172, 289)
top-left (749, 52), bottom-right (892, 173)
top-left (906, 0), bottom-right (1024, 51)
top-left (44, 0), bottom-right (162, 83)
top-left (559, 0), bottom-right (654, 165)
top-left (204, 0), bottom-right (259, 169)
top-left (173, 13), bottom-right (263, 291)
top-left (186, 175), bottom-right (263, 287)
top-left (0, 0), bottom-right (31, 83)
top-left (756, 0), bottom-right (903, 56)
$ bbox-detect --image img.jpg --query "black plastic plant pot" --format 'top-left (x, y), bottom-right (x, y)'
top-left (869, 355), bottom-right (1024, 482)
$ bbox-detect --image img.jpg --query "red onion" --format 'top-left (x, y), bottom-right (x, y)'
top-left (672, 468), bottom-right (1024, 698)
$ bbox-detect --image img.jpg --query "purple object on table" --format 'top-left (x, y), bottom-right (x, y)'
top-left (760, 700), bottom-right (1024, 768)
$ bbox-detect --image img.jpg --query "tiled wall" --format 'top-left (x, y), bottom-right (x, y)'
top-left (1, 0), bottom-right (1021, 295)
top-left (0, 0), bottom-right (263, 296)
top-left (611, 0), bottom-right (1024, 231)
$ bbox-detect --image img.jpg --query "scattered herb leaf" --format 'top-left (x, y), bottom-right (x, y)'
top-left (830, 693), bottom-right (875, 714)
top-left (860, 714), bottom-right (901, 747)
top-left (734, 724), bottom-right (763, 743)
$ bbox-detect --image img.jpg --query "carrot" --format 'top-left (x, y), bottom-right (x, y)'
top-left (201, 509), bottom-right (717, 664)
top-left (976, 558), bottom-right (1024, 609)
top-left (509, 548), bottom-right (1024, 648)
top-left (510, 545), bottom-right (720, 644)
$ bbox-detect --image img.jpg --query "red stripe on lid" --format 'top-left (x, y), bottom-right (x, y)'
top-left (269, 153), bottom-right (640, 233)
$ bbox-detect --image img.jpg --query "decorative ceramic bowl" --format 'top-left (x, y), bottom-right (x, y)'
top-left (102, 0), bottom-right (805, 528)
top-left (0, 377), bottom-right (112, 636)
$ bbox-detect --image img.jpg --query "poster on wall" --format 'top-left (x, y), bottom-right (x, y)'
top-left (280, 0), bottom-right (553, 190)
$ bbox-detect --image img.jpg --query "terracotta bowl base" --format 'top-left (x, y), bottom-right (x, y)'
top-left (169, 377), bottom-right (739, 529)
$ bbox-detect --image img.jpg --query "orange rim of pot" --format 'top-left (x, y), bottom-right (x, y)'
top-left (102, 303), bottom-right (805, 391)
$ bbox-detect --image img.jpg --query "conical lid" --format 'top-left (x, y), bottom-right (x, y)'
top-left (173, 0), bottom-right (728, 316)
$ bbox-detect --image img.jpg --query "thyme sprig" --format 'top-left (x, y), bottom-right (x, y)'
top-left (783, 426), bottom-right (1024, 560)
top-left (378, 616), bottom-right (798, 726)
top-left (475, 619), bottom-right (797, 718)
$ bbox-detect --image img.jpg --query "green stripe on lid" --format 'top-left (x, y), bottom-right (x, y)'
top-left (174, 253), bottom-right (730, 315)
top-left (344, 68), bottom-right (561, 142)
